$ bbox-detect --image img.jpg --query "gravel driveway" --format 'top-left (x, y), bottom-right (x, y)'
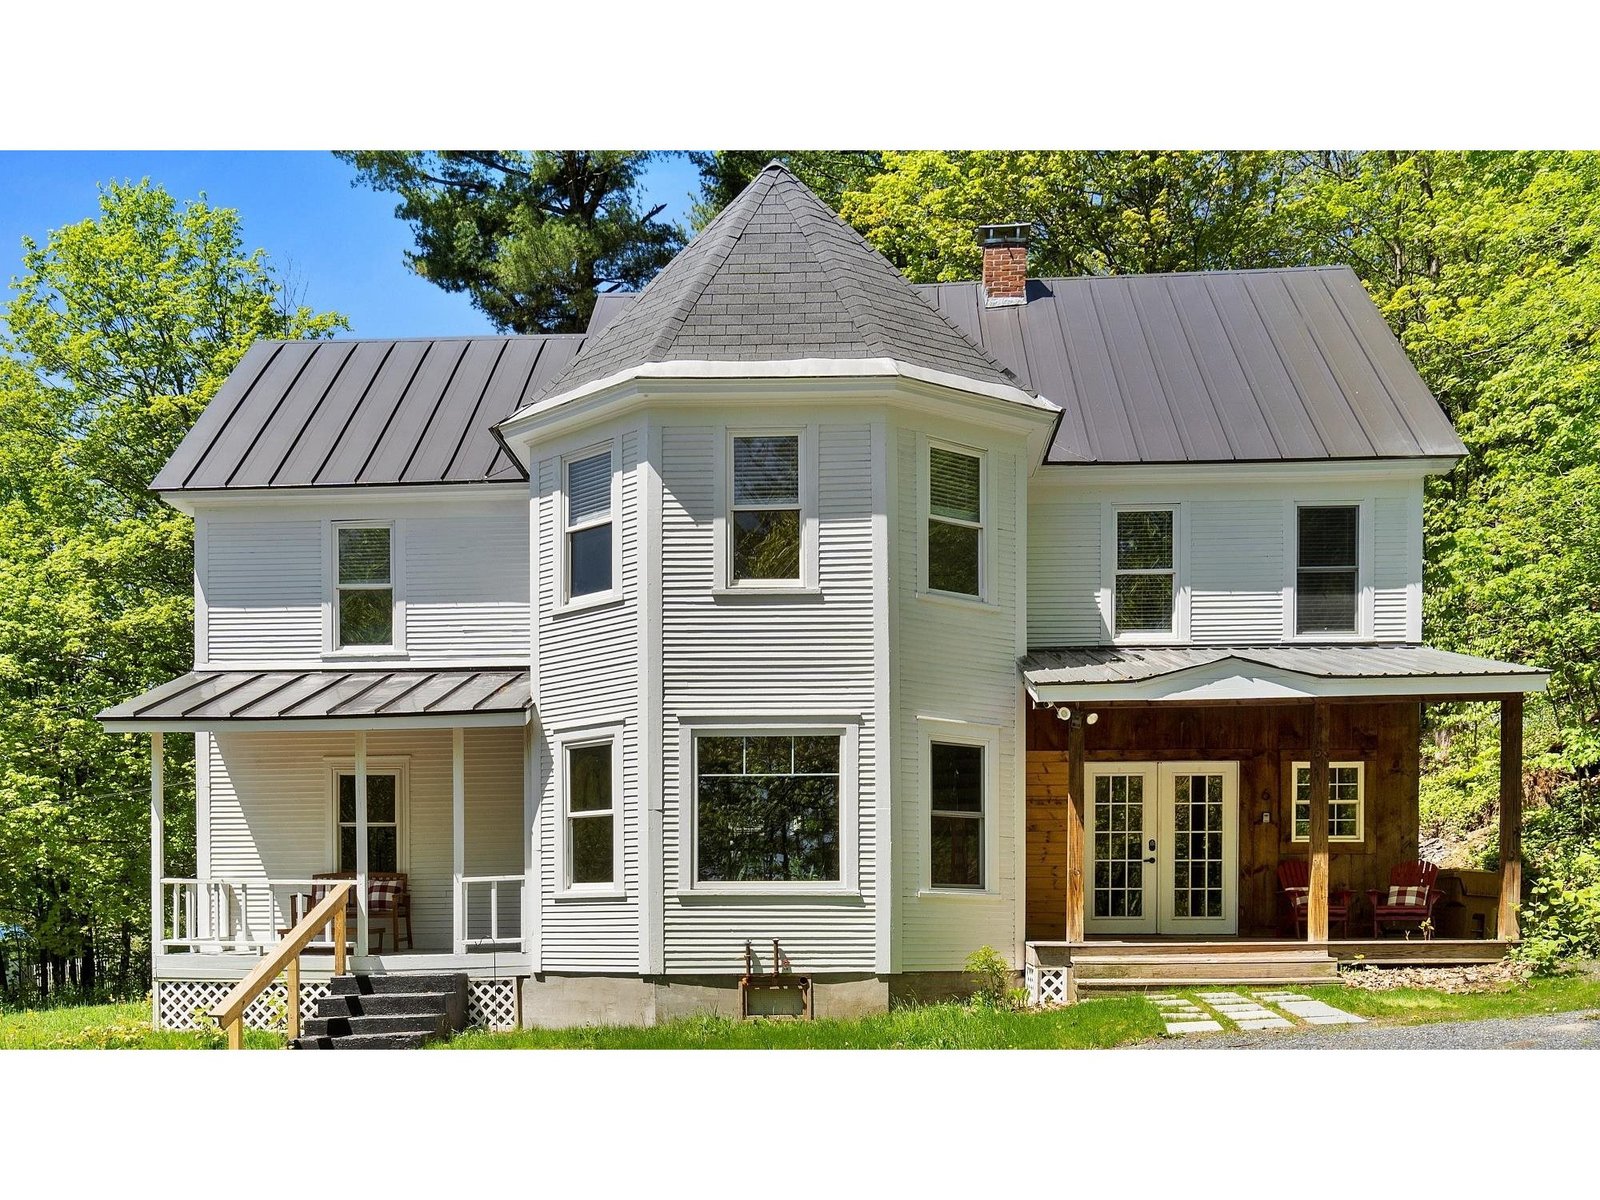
top-left (1142, 1009), bottom-right (1600, 1049)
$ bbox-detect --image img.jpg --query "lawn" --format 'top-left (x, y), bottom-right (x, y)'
top-left (0, 1002), bottom-right (283, 1050)
top-left (1295, 975), bottom-right (1600, 1026)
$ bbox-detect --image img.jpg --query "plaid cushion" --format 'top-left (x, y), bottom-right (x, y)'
top-left (1386, 885), bottom-right (1428, 907)
top-left (367, 877), bottom-right (403, 913)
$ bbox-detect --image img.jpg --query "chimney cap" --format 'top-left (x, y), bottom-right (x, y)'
top-left (978, 222), bottom-right (1031, 247)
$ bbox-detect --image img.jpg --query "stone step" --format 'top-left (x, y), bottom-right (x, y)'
top-left (328, 972), bottom-right (467, 997)
top-left (303, 1012), bottom-right (451, 1040)
top-left (294, 1032), bottom-right (433, 1050)
top-left (315, 991), bottom-right (459, 1019)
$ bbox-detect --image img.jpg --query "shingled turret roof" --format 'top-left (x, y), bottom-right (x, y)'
top-left (516, 161), bottom-right (1029, 411)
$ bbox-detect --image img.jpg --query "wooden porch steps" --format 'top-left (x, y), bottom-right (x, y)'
top-left (1077, 976), bottom-right (1339, 995)
top-left (1070, 955), bottom-right (1340, 983)
top-left (292, 972), bottom-right (468, 1050)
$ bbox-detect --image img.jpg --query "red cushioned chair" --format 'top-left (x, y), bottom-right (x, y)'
top-left (1367, 861), bottom-right (1441, 939)
top-left (1278, 859), bottom-right (1353, 938)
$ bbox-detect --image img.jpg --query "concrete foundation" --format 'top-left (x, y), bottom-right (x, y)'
top-left (521, 972), bottom-right (904, 1028)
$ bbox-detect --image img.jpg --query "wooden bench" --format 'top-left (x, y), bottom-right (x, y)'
top-left (283, 871), bottom-right (413, 953)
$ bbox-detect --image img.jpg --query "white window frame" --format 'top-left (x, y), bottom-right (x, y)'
top-left (920, 437), bottom-right (990, 605)
top-left (554, 440), bottom-right (623, 614)
top-left (324, 519), bottom-right (405, 656)
top-left (324, 756), bottom-right (411, 873)
top-left (1102, 503), bottom-right (1187, 643)
top-left (552, 722), bottom-right (626, 898)
top-left (677, 716), bottom-right (859, 896)
top-left (917, 717), bottom-right (1000, 897)
top-left (1285, 499), bottom-right (1374, 642)
top-left (1289, 760), bottom-right (1366, 843)
top-left (715, 426), bottom-right (819, 594)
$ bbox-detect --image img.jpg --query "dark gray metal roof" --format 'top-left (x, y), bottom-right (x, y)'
top-left (524, 161), bottom-right (1023, 405)
top-left (98, 668), bottom-right (531, 728)
top-left (917, 268), bottom-right (1466, 464)
top-left (1021, 644), bottom-right (1544, 696)
top-left (151, 335), bottom-right (586, 491)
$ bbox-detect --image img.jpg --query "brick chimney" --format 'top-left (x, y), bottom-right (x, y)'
top-left (979, 222), bottom-right (1030, 307)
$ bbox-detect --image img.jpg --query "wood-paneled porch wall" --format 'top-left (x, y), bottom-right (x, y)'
top-left (1025, 702), bottom-right (1421, 940)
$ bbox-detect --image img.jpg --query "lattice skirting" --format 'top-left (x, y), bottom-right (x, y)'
top-left (467, 978), bottom-right (520, 1031)
top-left (157, 977), bottom-right (522, 1032)
top-left (1025, 964), bottom-right (1070, 1007)
top-left (156, 979), bottom-right (331, 1032)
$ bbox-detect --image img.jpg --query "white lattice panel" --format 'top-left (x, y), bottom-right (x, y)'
top-left (468, 978), bottom-right (519, 1031)
top-left (157, 979), bottom-right (331, 1032)
top-left (1027, 965), bottom-right (1069, 1008)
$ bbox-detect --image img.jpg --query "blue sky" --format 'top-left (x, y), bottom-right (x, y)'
top-left (0, 151), bottom-right (706, 338)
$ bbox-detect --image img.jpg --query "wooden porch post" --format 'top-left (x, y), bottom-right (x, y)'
top-left (354, 730), bottom-right (369, 959)
top-left (1307, 701), bottom-right (1330, 943)
top-left (452, 726), bottom-right (466, 955)
top-left (150, 732), bottom-right (164, 1028)
top-left (1065, 710), bottom-right (1086, 943)
top-left (1498, 693), bottom-right (1524, 942)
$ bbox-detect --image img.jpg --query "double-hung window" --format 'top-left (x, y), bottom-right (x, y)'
top-left (729, 434), bottom-right (801, 584)
top-left (335, 524), bottom-right (394, 648)
top-left (564, 448), bottom-right (614, 601)
top-left (1114, 509), bottom-right (1175, 636)
top-left (1291, 761), bottom-right (1365, 842)
top-left (335, 772), bottom-right (401, 871)
top-left (1296, 505), bottom-right (1359, 635)
top-left (929, 741), bottom-right (985, 889)
top-left (693, 733), bottom-right (841, 883)
top-left (564, 738), bottom-right (617, 887)
top-left (927, 445), bottom-right (984, 598)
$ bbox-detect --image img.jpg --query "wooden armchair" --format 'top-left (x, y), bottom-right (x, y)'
top-left (1277, 859), bottom-right (1354, 938)
top-left (287, 871), bottom-right (413, 952)
top-left (1367, 861), bottom-right (1442, 939)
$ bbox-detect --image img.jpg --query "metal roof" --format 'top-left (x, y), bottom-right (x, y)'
top-left (519, 161), bottom-right (1024, 409)
top-left (151, 335), bottom-right (586, 491)
top-left (918, 268), bottom-right (1465, 464)
top-left (1021, 644), bottom-right (1546, 702)
top-left (98, 668), bottom-right (531, 730)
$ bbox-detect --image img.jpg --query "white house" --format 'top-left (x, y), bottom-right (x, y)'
top-left (101, 162), bottom-right (1546, 1034)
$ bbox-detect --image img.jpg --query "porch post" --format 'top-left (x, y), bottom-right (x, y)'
top-left (1498, 693), bottom-right (1524, 942)
top-left (1065, 710), bottom-right (1086, 943)
top-left (354, 730), bottom-right (369, 958)
top-left (452, 726), bottom-right (466, 955)
top-left (150, 732), bottom-right (164, 1025)
top-left (1307, 701), bottom-right (1330, 942)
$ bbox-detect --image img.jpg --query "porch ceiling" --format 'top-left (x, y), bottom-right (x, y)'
top-left (1021, 644), bottom-right (1548, 703)
top-left (98, 668), bottom-right (532, 732)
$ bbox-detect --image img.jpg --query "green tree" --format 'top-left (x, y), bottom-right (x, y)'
top-left (838, 150), bottom-right (1300, 281)
top-left (689, 151), bottom-right (885, 226)
top-left (336, 151), bottom-right (682, 333)
top-left (0, 181), bottom-right (344, 1002)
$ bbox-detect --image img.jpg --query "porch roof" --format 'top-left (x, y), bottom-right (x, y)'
top-left (98, 668), bottom-right (531, 732)
top-left (1020, 644), bottom-right (1548, 703)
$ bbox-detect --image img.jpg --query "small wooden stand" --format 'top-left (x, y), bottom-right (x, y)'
top-left (739, 939), bottom-right (813, 1020)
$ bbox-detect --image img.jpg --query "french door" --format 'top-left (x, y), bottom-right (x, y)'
top-left (1083, 761), bottom-right (1238, 936)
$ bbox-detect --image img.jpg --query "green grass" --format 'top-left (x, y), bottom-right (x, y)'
top-left (443, 997), bottom-right (1165, 1049)
top-left (0, 1001), bottom-right (283, 1049)
top-left (1295, 975), bottom-right (1600, 1026)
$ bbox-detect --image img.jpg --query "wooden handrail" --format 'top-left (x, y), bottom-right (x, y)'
top-left (210, 881), bottom-right (353, 1049)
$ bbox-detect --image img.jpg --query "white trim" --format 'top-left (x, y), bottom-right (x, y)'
top-left (160, 480), bottom-right (530, 516)
top-left (552, 721), bottom-right (627, 897)
top-left (326, 757), bottom-right (410, 875)
top-left (920, 435), bottom-right (990, 604)
top-left (638, 415), bottom-right (664, 974)
top-left (916, 717), bottom-right (1001, 897)
top-left (102, 712), bottom-right (529, 734)
top-left (324, 518), bottom-right (406, 656)
top-left (1289, 760), bottom-right (1367, 843)
top-left (1032, 457), bottom-right (1460, 488)
top-left (553, 438), bottom-right (622, 612)
top-left (870, 414), bottom-right (894, 975)
top-left (1103, 503), bottom-right (1188, 642)
top-left (193, 514), bottom-right (209, 664)
top-left (676, 716), bottom-right (861, 897)
top-left (716, 425), bottom-right (819, 591)
top-left (451, 727), bottom-right (465, 954)
top-left (1283, 499), bottom-right (1373, 641)
top-left (192, 656), bottom-right (528, 672)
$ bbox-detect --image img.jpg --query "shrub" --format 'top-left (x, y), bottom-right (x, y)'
top-left (1514, 778), bottom-right (1600, 972)
top-left (964, 945), bottom-right (1013, 1009)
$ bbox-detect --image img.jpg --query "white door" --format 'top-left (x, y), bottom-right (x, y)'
top-left (1083, 761), bottom-right (1238, 937)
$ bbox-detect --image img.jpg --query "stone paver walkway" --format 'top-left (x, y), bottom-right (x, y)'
top-left (1153, 989), bottom-right (1361, 1036)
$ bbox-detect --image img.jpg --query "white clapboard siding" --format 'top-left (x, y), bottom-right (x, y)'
top-left (406, 512), bottom-right (529, 658)
top-left (895, 423), bottom-right (1023, 972)
top-left (204, 519), bottom-right (323, 661)
top-left (659, 421), bottom-right (879, 975)
top-left (1190, 499), bottom-right (1285, 643)
top-left (533, 428), bottom-right (642, 972)
top-left (1373, 494), bottom-right (1419, 640)
top-left (1027, 501), bottom-right (1103, 645)
top-left (208, 727), bottom-right (523, 951)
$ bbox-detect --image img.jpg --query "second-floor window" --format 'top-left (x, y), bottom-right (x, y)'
top-left (1296, 505), bottom-right (1359, 635)
top-left (336, 524), bottom-right (394, 648)
top-left (730, 434), bottom-right (801, 583)
top-left (1114, 509), bottom-right (1175, 636)
top-left (927, 445), bottom-right (984, 598)
top-left (565, 448), bottom-right (614, 600)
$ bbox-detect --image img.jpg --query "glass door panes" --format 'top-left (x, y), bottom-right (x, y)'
top-left (1171, 772), bottom-right (1224, 919)
top-left (1086, 768), bottom-right (1155, 933)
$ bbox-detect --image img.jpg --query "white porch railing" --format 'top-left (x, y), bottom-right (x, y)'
top-left (457, 875), bottom-right (524, 951)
